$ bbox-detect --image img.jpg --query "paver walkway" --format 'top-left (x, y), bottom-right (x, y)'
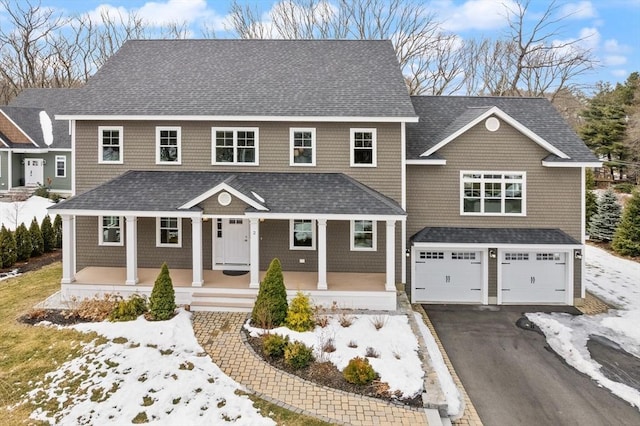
top-left (192, 312), bottom-right (428, 426)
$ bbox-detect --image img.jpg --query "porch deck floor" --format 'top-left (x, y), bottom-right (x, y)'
top-left (72, 267), bottom-right (386, 292)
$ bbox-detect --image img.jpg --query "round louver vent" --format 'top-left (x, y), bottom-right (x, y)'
top-left (218, 192), bottom-right (232, 206)
top-left (485, 117), bottom-right (500, 132)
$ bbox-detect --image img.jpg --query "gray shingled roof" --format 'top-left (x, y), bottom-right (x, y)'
top-left (58, 39), bottom-right (416, 119)
top-left (51, 170), bottom-right (405, 216)
top-left (407, 96), bottom-right (597, 163)
top-left (410, 227), bottom-right (580, 245)
top-left (3, 88), bottom-right (74, 149)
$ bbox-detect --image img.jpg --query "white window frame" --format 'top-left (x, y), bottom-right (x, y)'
top-left (460, 171), bottom-right (526, 216)
top-left (156, 126), bottom-right (181, 165)
top-left (289, 219), bottom-right (316, 250)
top-left (156, 217), bottom-right (182, 247)
top-left (350, 219), bottom-right (377, 251)
top-left (55, 155), bottom-right (66, 178)
top-left (211, 127), bottom-right (259, 165)
top-left (289, 128), bottom-right (316, 166)
top-left (98, 216), bottom-right (123, 246)
top-left (350, 128), bottom-right (377, 167)
top-left (98, 126), bottom-right (123, 164)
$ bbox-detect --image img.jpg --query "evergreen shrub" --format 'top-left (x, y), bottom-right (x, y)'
top-left (343, 357), bottom-right (376, 385)
top-left (53, 214), bottom-right (63, 248)
top-left (41, 215), bottom-right (55, 252)
top-left (612, 190), bottom-right (640, 256)
top-left (109, 294), bottom-right (148, 322)
top-left (251, 258), bottom-right (288, 328)
top-left (286, 291), bottom-right (315, 332)
top-left (0, 225), bottom-right (17, 268)
top-left (14, 223), bottom-right (32, 261)
top-left (284, 341), bottom-right (314, 369)
top-left (262, 333), bottom-right (290, 358)
top-left (589, 189), bottom-right (621, 241)
top-left (149, 263), bottom-right (176, 321)
top-left (29, 217), bottom-right (44, 257)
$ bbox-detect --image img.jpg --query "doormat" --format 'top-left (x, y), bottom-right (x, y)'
top-left (223, 270), bottom-right (249, 276)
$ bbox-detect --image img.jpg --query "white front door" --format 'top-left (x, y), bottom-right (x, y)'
top-left (25, 159), bottom-right (44, 187)
top-left (214, 218), bottom-right (250, 267)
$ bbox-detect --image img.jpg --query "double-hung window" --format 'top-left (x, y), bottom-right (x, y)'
top-left (351, 220), bottom-right (376, 251)
top-left (290, 219), bottom-right (315, 250)
top-left (350, 128), bottom-right (376, 167)
top-left (55, 155), bottom-right (66, 177)
top-left (461, 172), bottom-right (525, 215)
top-left (157, 217), bottom-right (182, 247)
top-left (99, 126), bottom-right (123, 164)
top-left (290, 128), bottom-right (316, 166)
top-left (99, 216), bottom-right (123, 246)
top-left (212, 127), bottom-right (258, 165)
top-left (156, 127), bottom-right (181, 164)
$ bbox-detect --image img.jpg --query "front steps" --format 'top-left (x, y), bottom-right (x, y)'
top-left (190, 289), bottom-right (257, 312)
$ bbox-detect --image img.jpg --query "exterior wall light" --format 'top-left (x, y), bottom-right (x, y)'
top-left (489, 249), bottom-right (497, 259)
top-left (575, 251), bottom-right (582, 259)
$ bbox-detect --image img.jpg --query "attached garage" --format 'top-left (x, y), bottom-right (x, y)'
top-left (413, 250), bottom-right (484, 303)
top-left (500, 251), bottom-right (569, 304)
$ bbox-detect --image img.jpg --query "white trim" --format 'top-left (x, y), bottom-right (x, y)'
top-left (2, 148), bottom-right (49, 153)
top-left (55, 155), bottom-right (66, 178)
top-left (290, 219), bottom-right (316, 250)
top-left (350, 128), bottom-right (377, 167)
top-left (406, 159), bottom-right (447, 165)
top-left (460, 171), bottom-right (526, 216)
top-left (581, 167), bottom-right (586, 244)
top-left (0, 109), bottom-right (38, 146)
top-left (71, 120), bottom-right (76, 195)
top-left (155, 126), bottom-right (181, 165)
top-left (98, 126), bottom-right (124, 164)
top-left (401, 122), bottom-right (407, 285)
top-left (317, 219), bottom-right (327, 290)
top-left (246, 212), bottom-right (405, 221)
top-left (211, 127), bottom-right (259, 166)
top-left (385, 220), bottom-right (396, 291)
top-left (98, 215), bottom-right (124, 246)
top-left (156, 217), bottom-right (182, 247)
top-left (56, 114), bottom-right (419, 123)
top-left (49, 209), bottom-right (201, 218)
top-left (125, 216), bottom-right (138, 285)
top-left (289, 127), bottom-right (316, 167)
top-left (249, 218), bottom-right (260, 289)
top-left (191, 217), bottom-right (203, 287)
top-left (542, 161), bottom-right (602, 168)
top-left (412, 242), bottom-right (581, 250)
top-left (7, 151), bottom-right (11, 190)
top-left (179, 182), bottom-right (268, 211)
top-left (350, 219), bottom-right (377, 251)
top-left (421, 107), bottom-right (569, 159)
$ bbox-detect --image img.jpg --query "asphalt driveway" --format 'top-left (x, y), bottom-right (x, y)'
top-left (424, 305), bottom-right (640, 426)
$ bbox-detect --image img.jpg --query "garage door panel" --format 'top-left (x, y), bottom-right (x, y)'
top-left (501, 251), bottom-right (567, 304)
top-left (414, 250), bottom-right (483, 303)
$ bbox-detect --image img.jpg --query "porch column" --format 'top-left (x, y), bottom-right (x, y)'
top-left (249, 218), bottom-right (260, 289)
top-left (317, 219), bottom-right (327, 290)
top-left (385, 220), bottom-right (396, 291)
top-left (61, 214), bottom-right (75, 284)
top-left (125, 215), bottom-right (138, 285)
top-left (191, 217), bottom-right (203, 287)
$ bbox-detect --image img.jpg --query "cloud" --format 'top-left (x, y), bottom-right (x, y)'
top-left (433, 0), bottom-right (518, 32)
top-left (559, 1), bottom-right (597, 19)
top-left (604, 55), bottom-right (627, 66)
top-left (603, 38), bottom-right (631, 54)
top-left (612, 69), bottom-right (629, 78)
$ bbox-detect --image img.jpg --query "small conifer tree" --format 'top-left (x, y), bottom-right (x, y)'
top-left (149, 263), bottom-right (176, 320)
top-left (612, 190), bottom-right (640, 256)
top-left (252, 258), bottom-right (288, 327)
top-left (41, 215), bottom-right (55, 252)
top-left (29, 217), bottom-right (44, 257)
top-left (286, 291), bottom-right (315, 332)
top-left (14, 223), bottom-right (32, 261)
top-left (589, 189), bottom-right (622, 241)
top-left (0, 225), bottom-right (17, 268)
top-left (53, 214), bottom-right (63, 249)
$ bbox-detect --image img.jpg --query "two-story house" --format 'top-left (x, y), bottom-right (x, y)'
top-left (48, 39), bottom-right (599, 311)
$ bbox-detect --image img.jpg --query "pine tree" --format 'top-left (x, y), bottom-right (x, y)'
top-left (612, 190), bottom-right (640, 256)
top-left (0, 225), bottom-right (17, 268)
top-left (14, 223), bottom-right (32, 261)
top-left (589, 189), bottom-right (622, 241)
top-left (585, 169), bottom-right (598, 229)
top-left (53, 214), bottom-right (63, 249)
top-left (41, 215), bottom-right (55, 252)
top-left (29, 217), bottom-right (44, 257)
top-left (251, 258), bottom-right (288, 328)
top-left (149, 263), bottom-right (176, 320)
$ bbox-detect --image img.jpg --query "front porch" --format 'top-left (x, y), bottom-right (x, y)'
top-left (61, 267), bottom-right (394, 311)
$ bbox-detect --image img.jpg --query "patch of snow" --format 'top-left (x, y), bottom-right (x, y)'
top-left (28, 309), bottom-right (274, 425)
top-left (527, 245), bottom-right (640, 409)
top-left (251, 191), bottom-right (265, 203)
top-left (244, 314), bottom-right (424, 398)
top-left (414, 312), bottom-right (463, 418)
top-left (0, 268), bottom-right (20, 281)
top-left (1, 196), bottom-right (54, 231)
top-left (39, 111), bottom-right (53, 146)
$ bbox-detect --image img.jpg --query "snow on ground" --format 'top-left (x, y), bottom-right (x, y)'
top-left (28, 310), bottom-right (274, 426)
top-left (245, 314), bottom-right (424, 399)
top-left (414, 312), bottom-right (463, 418)
top-left (0, 196), bottom-right (54, 231)
top-left (527, 245), bottom-right (640, 409)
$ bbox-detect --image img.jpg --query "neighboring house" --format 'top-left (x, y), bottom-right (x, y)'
top-left (0, 89), bottom-right (73, 195)
top-left (46, 39), bottom-right (599, 311)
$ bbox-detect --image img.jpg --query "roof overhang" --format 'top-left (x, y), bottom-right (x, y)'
top-left (406, 159), bottom-right (447, 165)
top-left (0, 109), bottom-right (39, 147)
top-left (55, 114), bottom-right (420, 123)
top-left (542, 160), bottom-right (603, 168)
top-left (47, 208), bottom-right (202, 218)
top-left (421, 106), bottom-right (569, 159)
top-left (180, 181), bottom-right (268, 211)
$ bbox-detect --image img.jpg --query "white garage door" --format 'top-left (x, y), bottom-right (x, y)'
top-left (414, 250), bottom-right (483, 303)
top-left (501, 251), bottom-right (567, 304)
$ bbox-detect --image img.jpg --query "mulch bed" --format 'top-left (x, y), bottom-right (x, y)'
top-left (1, 250), bottom-right (62, 275)
top-left (244, 331), bottom-right (422, 408)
